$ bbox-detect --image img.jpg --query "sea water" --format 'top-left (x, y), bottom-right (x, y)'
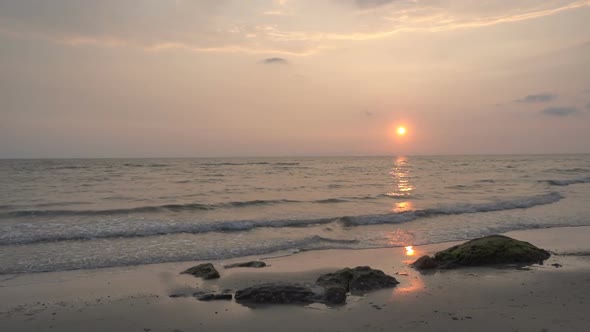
top-left (1, 155), bottom-right (589, 274)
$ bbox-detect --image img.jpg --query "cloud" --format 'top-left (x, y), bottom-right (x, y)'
top-left (587, 102), bottom-right (590, 109)
top-left (263, 57), bottom-right (288, 64)
top-left (515, 93), bottom-right (557, 103)
top-left (355, 0), bottom-right (397, 9)
top-left (540, 107), bottom-right (580, 117)
top-left (1, 0), bottom-right (589, 56)
top-left (363, 110), bottom-right (374, 116)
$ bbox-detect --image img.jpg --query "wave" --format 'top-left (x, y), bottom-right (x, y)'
top-left (0, 234), bottom-right (360, 274)
top-left (314, 195), bottom-right (382, 204)
top-left (314, 198), bottom-right (349, 204)
top-left (0, 195), bottom-right (397, 218)
top-left (339, 192), bottom-right (563, 226)
top-left (202, 162), bottom-right (270, 166)
top-left (0, 217), bottom-right (337, 246)
top-left (0, 202), bottom-right (91, 210)
top-left (123, 163), bottom-right (169, 168)
top-left (47, 165), bottom-right (89, 170)
top-left (381, 193), bottom-right (416, 199)
top-left (445, 184), bottom-right (481, 190)
top-left (0, 199), bottom-right (297, 218)
top-left (543, 177), bottom-right (590, 186)
top-left (201, 161), bottom-right (301, 167)
top-left (274, 162), bottom-right (300, 166)
top-left (0, 192), bottom-right (563, 246)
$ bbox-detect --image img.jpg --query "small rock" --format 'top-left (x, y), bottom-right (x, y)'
top-left (181, 263), bottom-right (220, 279)
top-left (196, 293), bottom-right (233, 301)
top-left (551, 263), bottom-right (562, 268)
top-left (223, 261), bottom-right (267, 269)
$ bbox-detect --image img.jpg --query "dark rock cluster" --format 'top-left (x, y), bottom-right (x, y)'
top-left (176, 264), bottom-right (399, 306)
top-left (234, 266), bottom-right (399, 306)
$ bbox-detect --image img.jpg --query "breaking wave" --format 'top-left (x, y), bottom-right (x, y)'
top-left (0, 192), bottom-right (563, 246)
top-left (0, 195), bottom-right (396, 218)
top-left (0, 235), bottom-right (360, 274)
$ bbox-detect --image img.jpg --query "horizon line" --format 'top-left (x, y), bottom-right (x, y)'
top-left (1, 152), bottom-right (589, 160)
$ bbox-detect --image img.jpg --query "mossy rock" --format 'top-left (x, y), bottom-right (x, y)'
top-left (433, 235), bottom-right (550, 268)
top-left (411, 255), bottom-right (439, 270)
top-left (181, 263), bottom-right (220, 279)
top-left (316, 266), bottom-right (399, 295)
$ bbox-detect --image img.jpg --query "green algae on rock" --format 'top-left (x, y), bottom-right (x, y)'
top-left (412, 235), bottom-right (551, 270)
top-left (316, 266), bottom-right (399, 295)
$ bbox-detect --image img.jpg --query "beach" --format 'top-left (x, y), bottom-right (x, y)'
top-left (3, 0), bottom-right (590, 329)
top-left (2, 226), bottom-right (589, 332)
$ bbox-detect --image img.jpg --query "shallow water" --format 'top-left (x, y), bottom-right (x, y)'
top-left (1, 155), bottom-right (589, 273)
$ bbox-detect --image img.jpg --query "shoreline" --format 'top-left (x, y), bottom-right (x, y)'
top-left (4, 223), bottom-right (590, 277)
top-left (2, 226), bottom-right (590, 331)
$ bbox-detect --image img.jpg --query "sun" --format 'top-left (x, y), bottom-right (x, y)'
top-left (397, 126), bottom-right (407, 136)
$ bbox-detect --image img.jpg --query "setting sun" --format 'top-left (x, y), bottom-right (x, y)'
top-left (397, 126), bottom-right (407, 136)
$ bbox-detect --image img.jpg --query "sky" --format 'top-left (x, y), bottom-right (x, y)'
top-left (1, 0), bottom-right (590, 158)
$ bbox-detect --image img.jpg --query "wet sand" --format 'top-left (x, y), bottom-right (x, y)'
top-left (1, 226), bottom-right (590, 332)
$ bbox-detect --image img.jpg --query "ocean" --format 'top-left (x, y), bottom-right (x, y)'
top-left (1, 155), bottom-right (589, 274)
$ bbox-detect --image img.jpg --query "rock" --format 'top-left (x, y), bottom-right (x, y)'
top-left (316, 268), bottom-right (354, 290)
top-left (349, 266), bottom-right (400, 293)
top-left (234, 284), bottom-right (316, 305)
top-left (411, 255), bottom-right (439, 270)
top-left (412, 235), bottom-right (551, 270)
top-left (196, 293), bottom-right (233, 301)
top-left (223, 261), bottom-right (267, 269)
top-left (324, 287), bottom-right (347, 305)
top-left (317, 266), bottom-right (399, 295)
top-left (181, 263), bottom-right (220, 279)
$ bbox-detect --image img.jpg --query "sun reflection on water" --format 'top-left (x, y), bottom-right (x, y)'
top-left (388, 156), bottom-right (415, 199)
top-left (393, 201), bottom-right (413, 213)
top-left (394, 274), bottom-right (425, 294)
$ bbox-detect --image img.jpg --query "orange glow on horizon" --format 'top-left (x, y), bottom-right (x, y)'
top-left (405, 246), bottom-right (415, 256)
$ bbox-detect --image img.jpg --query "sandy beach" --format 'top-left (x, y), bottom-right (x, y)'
top-left (3, 0), bottom-right (590, 330)
top-left (1, 226), bottom-right (589, 332)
